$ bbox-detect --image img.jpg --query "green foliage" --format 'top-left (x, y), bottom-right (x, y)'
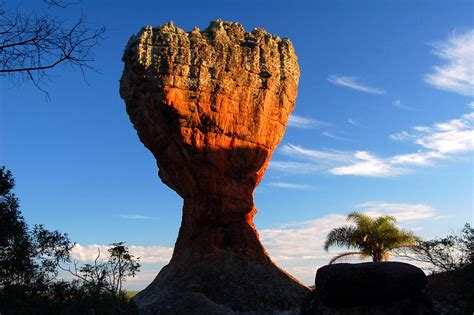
top-left (324, 211), bottom-right (420, 263)
top-left (0, 166), bottom-right (140, 314)
top-left (397, 223), bottom-right (473, 273)
top-left (0, 166), bottom-right (32, 284)
top-left (0, 167), bottom-right (73, 286)
top-left (0, 280), bottom-right (138, 315)
top-left (63, 242), bottom-right (141, 295)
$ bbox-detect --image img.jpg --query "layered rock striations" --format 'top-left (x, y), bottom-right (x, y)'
top-left (120, 20), bottom-right (309, 313)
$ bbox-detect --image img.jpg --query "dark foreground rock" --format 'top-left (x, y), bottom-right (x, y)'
top-left (301, 262), bottom-right (434, 315)
top-left (424, 266), bottom-right (474, 315)
top-left (120, 20), bottom-right (309, 313)
top-left (316, 262), bottom-right (427, 306)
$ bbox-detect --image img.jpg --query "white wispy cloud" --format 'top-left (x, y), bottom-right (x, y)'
top-left (267, 161), bottom-right (324, 174)
top-left (332, 111), bottom-right (473, 176)
top-left (116, 214), bottom-right (156, 220)
top-left (328, 75), bottom-right (386, 94)
top-left (468, 101), bottom-right (474, 109)
top-left (276, 111), bottom-right (473, 177)
top-left (389, 151), bottom-right (443, 167)
top-left (348, 118), bottom-right (366, 128)
top-left (264, 181), bottom-right (318, 190)
top-left (280, 144), bottom-right (353, 163)
top-left (260, 214), bottom-right (347, 261)
top-left (288, 114), bottom-right (331, 129)
top-left (71, 244), bottom-right (173, 264)
top-left (392, 100), bottom-right (415, 111)
top-left (356, 201), bottom-right (437, 222)
top-left (424, 29), bottom-right (474, 96)
top-left (322, 131), bottom-right (350, 141)
top-left (391, 112), bottom-right (473, 154)
top-left (389, 131), bottom-right (414, 142)
top-left (329, 151), bottom-right (406, 177)
top-left (413, 112), bottom-right (474, 154)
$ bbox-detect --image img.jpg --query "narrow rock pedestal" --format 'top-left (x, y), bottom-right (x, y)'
top-left (120, 20), bottom-right (309, 313)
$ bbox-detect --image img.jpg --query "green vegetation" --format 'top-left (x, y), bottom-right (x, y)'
top-left (0, 166), bottom-right (140, 314)
top-left (397, 223), bottom-right (473, 273)
top-left (126, 291), bottom-right (139, 298)
top-left (324, 211), bottom-right (420, 263)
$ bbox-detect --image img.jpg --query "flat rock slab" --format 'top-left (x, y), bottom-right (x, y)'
top-left (315, 262), bottom-right (427, 306)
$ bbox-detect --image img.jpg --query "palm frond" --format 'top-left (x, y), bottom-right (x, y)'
top-left (329, 251), bottom-right (367, 264)
top-left (347, 211), bottom-right (373, 227)
top-left (323, 211), bottom-right (421, 262)
top-left (323, 226), bottom-right (356, 251)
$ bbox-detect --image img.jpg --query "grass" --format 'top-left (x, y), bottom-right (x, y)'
top-left (125, 291), bottom-right (139, 298)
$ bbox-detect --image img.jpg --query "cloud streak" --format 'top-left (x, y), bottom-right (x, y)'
top-left (392, 100), bottom-right (415, 111)
top-left (280, 144), bottom-right (353, 163)
top-left (356, 201), bottom-right (437, 222)
top-left (71, 244), bottom-right (173, 264)
top-left (288, 114), bottom-right (331, 129)
top-left (329, 151), bottom-right (406, 177)
top-left (264, 181), bottom-right (318, 190)
top-left (328, 75), bottom-right (386, 94)
top-left (267, 160), bottom-right (324, 174)
top-left (331, 112), bottom-right (473, 176)
top-left (348, 118), bottom-right (366, 128)
top-left (322, 131), bottom-right (350, 141)
top-left (275, 111), bottom-right (473, 177)
top-left (424, 29), bottom-right (474, 96)
top-left (116, 214), bottom-right (156, 220)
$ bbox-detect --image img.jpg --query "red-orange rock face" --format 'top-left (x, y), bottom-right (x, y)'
top-left (120, 20), bottom-right (308, 313)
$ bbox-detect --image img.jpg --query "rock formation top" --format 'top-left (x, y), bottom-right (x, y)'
top-left (120, 20), bottom-right (299, 203)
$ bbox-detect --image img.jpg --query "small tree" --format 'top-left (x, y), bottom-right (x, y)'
top-left (396, 223), bottom-right (473, 273)
top-left (0, 166), bottom-right (140, 313)
top-left (0, 166), bottom-right (33, 285)
top-left (324, 211), bottom-right (420, 264)
top-left (0, 166), bottom-right (73, 286)
top-left (107, 242), bottom-right (141, 293)
top-left (63, 243), bottom-right (140, 295)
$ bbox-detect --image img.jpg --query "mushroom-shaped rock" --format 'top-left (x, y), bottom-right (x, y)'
top-left (120, 20), bottom-right (309, 313)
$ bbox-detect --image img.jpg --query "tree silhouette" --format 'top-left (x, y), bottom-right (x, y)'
top-left (0, 0), bottom-right (105, 97)
top-left (395, 223), bottom-right (473, 273)
top-left (324, 211), bottom-right (420, 263)
top-left (0, 166), bottom-right (140, 313)
top-left (0, 166), bottom-right (73, 286)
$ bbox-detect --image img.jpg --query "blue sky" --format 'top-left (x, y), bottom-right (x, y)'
top-left (1, 0), bottom-right (473, 289)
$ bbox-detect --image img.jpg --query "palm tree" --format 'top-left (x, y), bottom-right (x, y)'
top-left (324, 211), bottom-right (420, 264)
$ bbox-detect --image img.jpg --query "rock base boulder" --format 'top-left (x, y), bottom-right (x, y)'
top-left (316, 262), bottom-right (427, 306)
top-left (301, 262), bottom-right (434, 315)
top-left (135, 257), bottom-right (307, 314)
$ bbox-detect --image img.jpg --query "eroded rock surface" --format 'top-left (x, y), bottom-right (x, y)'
top-left (120, 20), bottom-right (309, 313)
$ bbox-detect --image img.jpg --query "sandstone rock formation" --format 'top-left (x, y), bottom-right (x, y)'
top-left (120, 20), bottom-right (309, 313)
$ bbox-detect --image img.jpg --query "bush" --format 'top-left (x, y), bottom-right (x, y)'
top-left (396, 223), bottom-right (473, 273)
top-left (0, 166), bottom-right (140, 314)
